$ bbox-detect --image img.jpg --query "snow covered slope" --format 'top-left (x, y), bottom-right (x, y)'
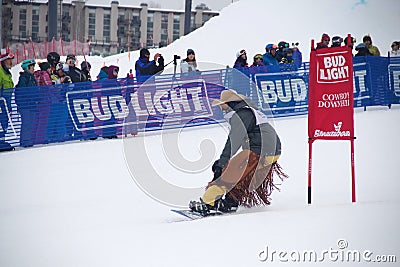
top-left (0, 107), bottom-right (399, 267)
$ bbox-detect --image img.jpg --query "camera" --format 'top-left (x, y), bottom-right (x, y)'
top-left (174, 55), bottom-right (181, 60)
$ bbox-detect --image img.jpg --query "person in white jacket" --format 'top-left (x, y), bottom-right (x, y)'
top-left (180, 49), bottom-right (199, 73)
top-left (390, 41), bottom-right (400, 57)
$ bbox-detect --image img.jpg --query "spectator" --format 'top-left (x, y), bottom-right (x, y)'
top-left (97, 66), bottom-right (109, 80)
top-left (46, 52), bottom-right (60, 83)
top-left (47, 62), bottom-right (69, 143)
top-left (15, 59), bottom-right (39, 147)
top-left (81, 61), bottom-right (92, 81)
top-left (263, 44), bottom-right (279, 66)
top-left (34, 62), bottom-right (53, 86)
top-left (34, 62), bottom-right (53, 144)
top-left (280, 48), bottom-right (294, 64)
top-left (343, 36), bottom-right (356, 50)
top-left (316, 34), bottom-right (330, 49)
top-left (135, 48), bottom-right (164, 83)
top-left (390, 41), bottom-right (400, 57)
top-left (180, 49), bottom-right (199, 73)
top-left (276, 41), bottom-right (289, 62)
top-left (363, 35), bottom-right (380, 56)
top-left (291, 43), bottom-right (303, 68)
top-left (355, 43), bottom-right (372, 57)
top-left (0, 48), bottom-right (15, 151)
top-left (251, 54), bottom-right (264, 67)
top-left (331, 36), bottom-right (343, 47)
top-left (233, 49), bottom-right (248, 68)
top-left (55, 62), bottom-right (72, 84)
top-left (65, 54), bottom-right (87, 82)
top-left (107, 65), bottom-right (119, 79)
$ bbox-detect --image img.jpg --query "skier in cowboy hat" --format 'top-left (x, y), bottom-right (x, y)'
top-left (189, 90), bottom-right (287, 214)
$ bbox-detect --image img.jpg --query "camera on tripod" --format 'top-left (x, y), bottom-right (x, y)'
top-left (173, 54), bottom-right (181, 66)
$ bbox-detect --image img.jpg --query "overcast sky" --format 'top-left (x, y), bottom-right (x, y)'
top-left (86, 0), bottom-right (238, 11)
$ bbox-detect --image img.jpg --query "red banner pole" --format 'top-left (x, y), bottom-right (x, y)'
top-left (350, 139), bottom-right (356, 202)
top-left (308, 139), bottom-right (314, 204)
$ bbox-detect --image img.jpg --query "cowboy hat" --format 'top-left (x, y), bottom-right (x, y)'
top-left (211, 89), bottom-right (247, 106)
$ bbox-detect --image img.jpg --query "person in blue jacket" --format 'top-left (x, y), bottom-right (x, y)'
top-left (291, 42), bottom-right (303, 69)
top-left (262, 44), bottom-right (279, 66)
top-left (15, 59), bottom-right (39, 147)
top-left (96, 66), bottom-right (109, 80)
top-left (135, 48), bottom-right (164, 83)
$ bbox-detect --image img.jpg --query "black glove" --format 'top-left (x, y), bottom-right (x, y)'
top-left (158, 55), bottom-right (164, 66)
top-left (211, 161), bottom-right (223, 181)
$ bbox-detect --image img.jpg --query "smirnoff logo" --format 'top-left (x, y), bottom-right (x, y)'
top-left (314, 121), bottom-right (351, 138)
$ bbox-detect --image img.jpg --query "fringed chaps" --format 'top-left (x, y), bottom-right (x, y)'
top-left (216, 149), bottom-right (288, 207)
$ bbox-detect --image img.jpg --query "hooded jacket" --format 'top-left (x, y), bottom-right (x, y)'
top-left (215, 100), bottom-right (281, 168)
top-left (107, 65), bottom-right (119, 79)
top-left (135, 50), bottom-right (164, 82)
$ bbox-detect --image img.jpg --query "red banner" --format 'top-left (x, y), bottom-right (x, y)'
top-left (308, 45), bottom-right (355, 140)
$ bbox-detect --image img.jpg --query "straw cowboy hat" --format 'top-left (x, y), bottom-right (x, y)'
top-left (212, 89), bottom-right (247, 106)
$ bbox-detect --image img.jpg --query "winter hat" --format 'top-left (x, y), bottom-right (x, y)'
top-left (81, 61), bottom-right (91, 70)
top-left (236, 49), bottom-right (246, 58)
top-left (363, 35), bottom-right (372, 43)
top-left (47, 52), bottom-right (60, 66)
top-left (265, 44), bottom-right (277, 51)
top-left (392, 41), bottom-right (400, 48)
top-left (211, 89), bottom-right (247, 106)
top-left (21, 59), bottom-right (36, 71)
top-left (321, 33), bottom-right (330, 41)
top-left (254, 54), bottom-right (263, 61)
top-left (278, 41), bottom-right (289, 50)
top-left (332, 36), bottom-right (343, 47)
top-left (140, 48), bottom-right (150, 58)
top-left (39, 62), bottom-right (51, 71)
top-left (355, 43), bottom-right (367, 51)
top-left (187, 49), bottom-right (195, 55)
top-left (66, 54), bottom-right (76, 60)
top-left (343, 36), bottom-right (356, 46)
top-left (0, 48), bottom-right (14, 62)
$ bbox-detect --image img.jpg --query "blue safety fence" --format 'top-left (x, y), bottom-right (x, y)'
top-left (0, 56), bottom-right (399, 150)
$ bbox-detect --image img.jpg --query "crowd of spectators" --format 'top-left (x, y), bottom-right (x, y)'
top-left (0, 34), bottom-right (399, 151)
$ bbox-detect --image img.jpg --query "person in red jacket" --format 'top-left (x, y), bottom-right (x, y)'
top-left (34, 62), bottom-right (53, 144)
top-left (316, 33), bottom-right (330, 49)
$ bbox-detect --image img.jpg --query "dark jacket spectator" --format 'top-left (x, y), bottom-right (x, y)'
top-left (65, 54), bottom-right (87, 83)
top-left (81, 61), bottom-right (92, 81)
top-left (276, 41), bottom-right (289, 62)
top-left (15, 59), bottom-right (39, 147)
top-left (355, 43), bottom-right (373, 57)
top-left (233, 49), bottom-right (248, 68)
top-left (251, 54), bottom-right (264, 67)
top-left (280, 48), bottom-right (294, 64)
top-left (135, 48), bottom-right (164, 82)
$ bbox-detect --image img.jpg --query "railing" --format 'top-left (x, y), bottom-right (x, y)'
top-left (0, 56), bottom-right (399, 150)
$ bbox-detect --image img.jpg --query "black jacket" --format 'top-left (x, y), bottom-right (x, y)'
top-left (216, 101), bottom-right (281, 168)
top-left (67, 66), bottom-right (87, 83)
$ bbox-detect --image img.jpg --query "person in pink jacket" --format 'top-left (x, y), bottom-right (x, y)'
top-left (34, 62), bottom-right (53, 144)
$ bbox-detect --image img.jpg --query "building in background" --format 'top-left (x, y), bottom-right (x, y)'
top-left (1, 0), bottom-right (218, 56)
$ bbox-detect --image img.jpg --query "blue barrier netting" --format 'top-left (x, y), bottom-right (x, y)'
top-left (0, 56), bottom-right (399, 149)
